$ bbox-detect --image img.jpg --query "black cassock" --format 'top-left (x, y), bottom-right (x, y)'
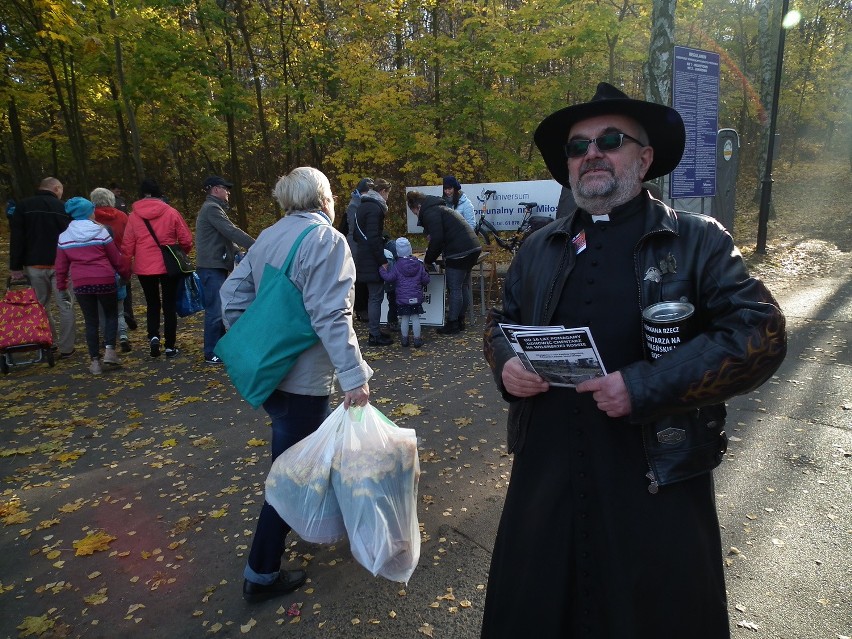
top-left (481, 205), bottom-right (730, 639)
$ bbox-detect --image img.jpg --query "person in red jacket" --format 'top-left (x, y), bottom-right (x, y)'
top-left (56, 198), bottom-right (131, 375)
top-left (121, 178), bottom-right (193, 358)
top-left (91, 187), bottom-right (131, 353)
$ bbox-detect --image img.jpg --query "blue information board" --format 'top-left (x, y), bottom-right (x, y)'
top-left (671, 46), bottom-right (720, 198)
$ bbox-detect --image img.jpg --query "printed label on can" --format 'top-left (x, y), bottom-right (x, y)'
top-left (642, 301), bottom-right (695, 359)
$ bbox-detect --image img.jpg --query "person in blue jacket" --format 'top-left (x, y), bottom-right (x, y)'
top-left (442, 175), bottom-right (475, 228)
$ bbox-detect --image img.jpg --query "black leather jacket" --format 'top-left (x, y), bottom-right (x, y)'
top-left (485, 194), bottom-right (787, 492)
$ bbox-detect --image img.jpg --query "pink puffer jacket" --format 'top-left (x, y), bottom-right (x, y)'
top-left (122, 198), bottom-right (193, 276)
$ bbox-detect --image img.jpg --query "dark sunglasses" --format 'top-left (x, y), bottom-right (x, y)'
top-left (563, 132), bottom-right (645, 159)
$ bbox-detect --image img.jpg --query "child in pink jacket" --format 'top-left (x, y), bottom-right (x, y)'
top-left (56, 197), bottom-right (131, 374)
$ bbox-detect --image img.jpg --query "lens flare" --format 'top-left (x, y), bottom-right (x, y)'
top-left (782, 10), bottom-right (802, 29)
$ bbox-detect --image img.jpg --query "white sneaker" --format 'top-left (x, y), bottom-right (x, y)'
top-left (89, 358), bottom-right (103, 375)
top-left (103, 347), bottom-right (121, 366)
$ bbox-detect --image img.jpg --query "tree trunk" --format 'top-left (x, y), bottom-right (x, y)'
top-left (645, 0), bottom-right (676, 106)
top-left (755, 0), bottom-right (774, 202)
top-left (223, 38), bottom-right (248, 229)
top-left (109, 0), bottom-right (145, 184)
top-left (43, 46), bottom-right (87, 190)
top-left (234, 0), bottom-right (273, 184)
top-left (6, 96), bottom-right (35, 197)
top-left (432, 8), bottom-right (441, 140)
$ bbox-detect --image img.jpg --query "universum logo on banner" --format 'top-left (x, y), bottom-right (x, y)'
top-left (405, 179), bottom-right (562, 233)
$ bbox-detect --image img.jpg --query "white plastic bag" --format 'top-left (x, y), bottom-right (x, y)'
top-left (333, 404), bottom-right (421, 583)
top-left (265, 404), bottom-right (347, 544)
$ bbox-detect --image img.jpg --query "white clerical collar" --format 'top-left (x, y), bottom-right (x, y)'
top-left (591, 214), bottom-right (610, 223)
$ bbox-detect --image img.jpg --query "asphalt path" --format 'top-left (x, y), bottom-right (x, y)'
top-left (0, 250), bottom-right (849, 639)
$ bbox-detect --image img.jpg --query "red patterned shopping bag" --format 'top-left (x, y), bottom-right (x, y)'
top-left (0, 287), bottom-right (53, 349)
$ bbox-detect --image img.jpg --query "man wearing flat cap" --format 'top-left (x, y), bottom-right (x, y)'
top-left (195, 176), bottom-right (255, 363)
top-left (481, 83), bottom-right (787, 638)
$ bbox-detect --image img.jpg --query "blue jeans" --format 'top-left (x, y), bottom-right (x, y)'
top-left (245, 391), bottom-right (331, 584)
top-left (198, 268), bottom-right (228, 359)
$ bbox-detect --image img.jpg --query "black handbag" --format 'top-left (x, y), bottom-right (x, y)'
top-left (142, 218), bottom-right (194, 276)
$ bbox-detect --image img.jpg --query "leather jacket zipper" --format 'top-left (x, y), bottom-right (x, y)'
top-left (634, 227), bottom-right (671, 495)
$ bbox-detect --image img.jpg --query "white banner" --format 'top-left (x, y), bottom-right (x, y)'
top-left (405, 180), bottom-right (562, 233)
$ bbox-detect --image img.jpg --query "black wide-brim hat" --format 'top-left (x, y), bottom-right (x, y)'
top-left (534, 82), bottom-right (686, 188)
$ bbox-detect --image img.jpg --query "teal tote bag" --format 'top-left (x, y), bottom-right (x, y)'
top-left (215, 224), bottom-right (322, 408)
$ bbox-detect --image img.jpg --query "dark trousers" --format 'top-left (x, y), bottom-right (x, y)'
top-left (354, 281), bottom-right (368, 316)
top-left (76, 292), bottom-right (118, 358)
top-left (445, 251), bottom-right (480, 322)
top-left (137, 274), bottom-right (180, 349)
top-left (123, 276), bottom-right (136, 320)
top-left (244, 391), bottom-right (331, 584)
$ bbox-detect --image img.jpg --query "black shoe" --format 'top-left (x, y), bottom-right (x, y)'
top-left (149, 337), bottom-right (161, 357)
top-left (400, 336), bottom-right (410, 347)
top-left (120, 338), bottom-right (132, 353)
top-left (368, 334), bottom-right (393, 346)
top-left (58, 349), bottom-right (76, 360)
top-left (165, 347), bottom-right (180, 358)
top-left (125, 315), bottom-right (138, 331)
top-left (436, 321), bottom-right (461, 335)
top-left (457, 317), bottom-right (466, 331)
top-left (243, 570), bottom-right (307, 603)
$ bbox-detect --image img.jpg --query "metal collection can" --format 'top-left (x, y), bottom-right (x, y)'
top-left (642, 301), bottom-right (695, 360)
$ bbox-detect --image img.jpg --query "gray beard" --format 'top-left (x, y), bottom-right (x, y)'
top-left (571, 161), bottom-right (644, 216)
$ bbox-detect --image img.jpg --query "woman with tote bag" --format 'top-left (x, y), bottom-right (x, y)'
top-left (218, 166), bottom-right (372, 603)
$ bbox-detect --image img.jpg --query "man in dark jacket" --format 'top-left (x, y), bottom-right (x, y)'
top-left (480, 83), bottom-right (787, 638)
top-left (341, 178), bottom-right (373, 322)
top-left (353, 178), bottom-right (393, 346)
top-left (406, 191), bottom-right (481, 334)
top-left (195, 175), bottom-right (255, 363)
top-left (9, 177), bottom-right (77, 357)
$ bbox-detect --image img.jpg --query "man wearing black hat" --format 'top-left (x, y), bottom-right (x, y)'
top-left (195, 176), bottom-right (255, 363)
top-left (482, 83), bottom-right (787, 638)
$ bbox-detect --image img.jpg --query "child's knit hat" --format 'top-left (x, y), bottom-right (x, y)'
top-left (65, 197), bottom-right (95, 220)
top-left (395, 237), bottom-right (412, 258)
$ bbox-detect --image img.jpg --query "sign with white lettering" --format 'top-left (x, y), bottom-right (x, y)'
top-left (405, 180), bottom-right (562, 233)
top-left (672, 46), bottom-right (720, 198)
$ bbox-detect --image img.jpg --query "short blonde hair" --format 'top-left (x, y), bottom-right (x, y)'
top-left (272, 167), bottom-right (333, 213)
top-left (89, 187), bottom-right (116, 207)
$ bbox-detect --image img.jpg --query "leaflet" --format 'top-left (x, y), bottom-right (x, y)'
top-left (499, 324), bottom-right (606, 387)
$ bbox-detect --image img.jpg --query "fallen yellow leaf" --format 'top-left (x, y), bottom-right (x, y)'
top-left (73, 531), bottom-right (117, 556)
top-left (394, 403), bottom-right (422, 416)
top-left (17, 614), bottom-right (55, 636)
